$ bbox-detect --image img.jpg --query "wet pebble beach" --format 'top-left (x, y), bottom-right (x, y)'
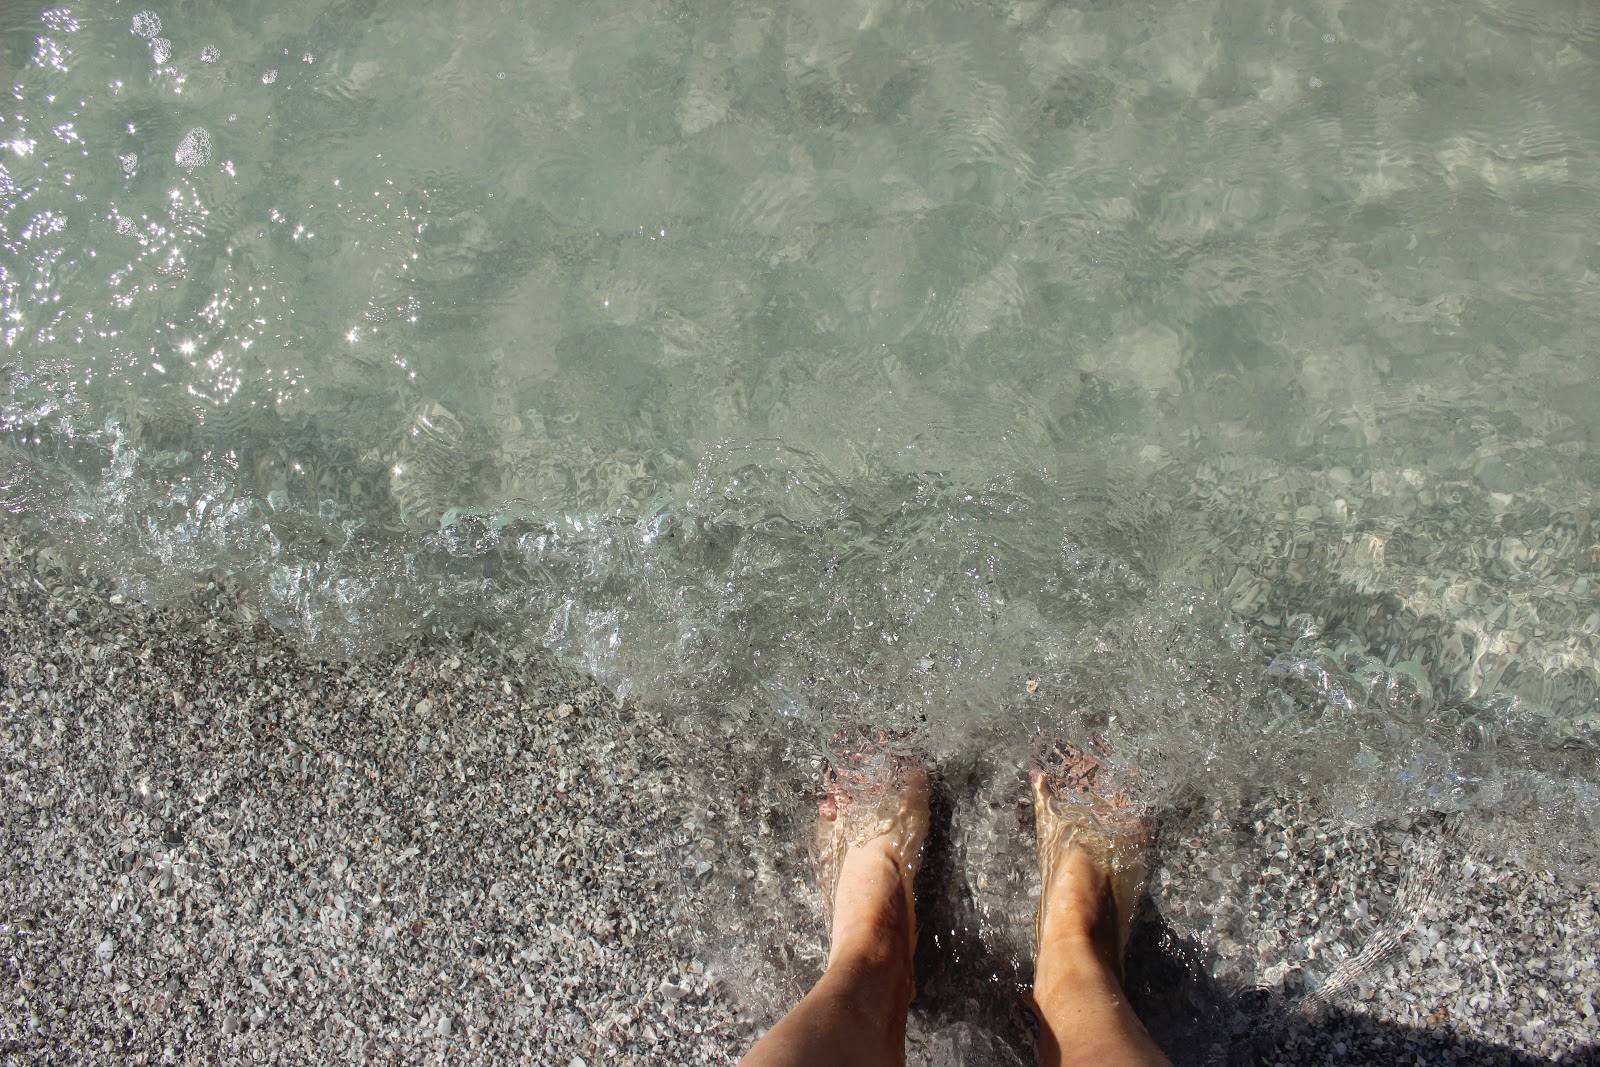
top-left (2, 530), bottom-right (1595, 1066)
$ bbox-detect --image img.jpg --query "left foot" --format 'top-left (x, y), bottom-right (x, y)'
top-left (811, 738), bottom-right (931, 973)
top-left (1032, 742), bottom-right (1152, 980)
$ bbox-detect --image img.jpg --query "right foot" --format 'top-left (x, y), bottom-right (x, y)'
top-left (1032, 743), bottom-right (1153, 980)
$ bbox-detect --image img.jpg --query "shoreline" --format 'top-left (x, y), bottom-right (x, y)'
top-left (1, 531), bottom-right (1594, 1064)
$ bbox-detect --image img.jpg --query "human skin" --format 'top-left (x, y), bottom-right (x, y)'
top-left (739, 761), bottom-right (1171, 1067)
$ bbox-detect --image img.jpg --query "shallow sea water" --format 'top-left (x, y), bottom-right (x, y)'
top-left (2, 0), bottom-right (1599, 1051)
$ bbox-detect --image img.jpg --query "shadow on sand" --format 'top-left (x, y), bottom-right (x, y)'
top-left (909, 907), bottom-right (1594, 1066)
top-left (904, 783), bottom-right (1593, 1067)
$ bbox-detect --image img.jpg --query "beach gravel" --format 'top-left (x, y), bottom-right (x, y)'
top-left (0, 534), bottom-right (746, 1064)
top-left (1, 530), bottom-right (1595, 1065)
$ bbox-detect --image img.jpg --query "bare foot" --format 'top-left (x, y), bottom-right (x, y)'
top-left (812, 738), bottom-right (931, 976)
top-left (1032, 743), bottom-right (1152, 981)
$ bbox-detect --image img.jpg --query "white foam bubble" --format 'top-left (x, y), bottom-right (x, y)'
top-left (174, 128), bottom-right (211, 172)
top-left (119, 152), bottom-right (138, 176)
top-left (151, 37), bottom-right (172, 65)
top-left (262, 69), bottom-right (278, 85)
top-left (200, 45), bottom-right (220, 64)
top-left (130, 11), bottom-right (160, 38)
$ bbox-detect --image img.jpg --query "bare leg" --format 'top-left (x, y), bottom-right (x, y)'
top-left (739, 760), bottom-right (930, 1067)
top-left (1031, 750), bottom-right (1172, 1067)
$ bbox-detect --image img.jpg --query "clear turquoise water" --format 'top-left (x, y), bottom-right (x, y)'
top-left (2, 0), bottom-right (1597, 947)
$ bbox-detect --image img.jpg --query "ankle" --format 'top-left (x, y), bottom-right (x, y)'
top-left (1039, 848), bottom-right (1123, 949)
top-left (822, 942), bottom-right (917, 1026)
top-left (827, 887), bottom-right (915, 974)
top-left (827, 941), bottom-right (915, 989)
top-left (828, 837), bottom-right (916, 953)
top-left (1035, 929), bottom-right (1122, 994)
top-left (829, 918), bottom-right (914, 977)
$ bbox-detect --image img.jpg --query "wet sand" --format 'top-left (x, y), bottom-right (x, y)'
top-left (1, 529), bottom-right (1594, 1065)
